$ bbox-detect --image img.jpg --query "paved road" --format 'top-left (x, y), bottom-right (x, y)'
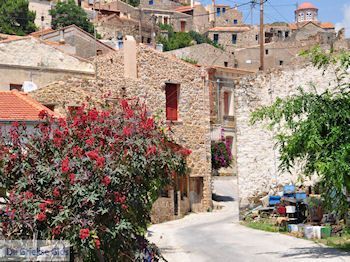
top-left (148, 177), bottom-right (350, 262)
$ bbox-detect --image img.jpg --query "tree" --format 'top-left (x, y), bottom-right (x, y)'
top-left (0, 0), bottom-right (36, 35)
top-left (157, 25), bottom-right (221, 51)
top-left (50, 0), bottom-right (95, 35)
top-left (251, 47), bottom-right (350, 216)
top-left (0, 99), bottom-right (190, 260)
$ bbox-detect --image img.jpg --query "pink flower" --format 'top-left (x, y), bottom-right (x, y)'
top-left (96, 157), bottom-right (105, 168)
top-left (53, 187), bottom-right (60, 197)
top-left (24, 191), bottom-right (34, 199)
top-left (69, 173), bottom-right (76, 184)
top-left (94, 239), bottom-right (101, 249)
top-left (38, 110), bottom-right (47, 119)
top-left (37, 212), bottom-right (47, 222)
top-left (86, 150), bottom-right (99, 160)
top-left (79, 228), bottom-right (90, 240)
top-left (52, 226), bottom-right (61, 236)
top-left (102, 176), bottom-right (111, 186)
top-left (85, 138), bottom-right (95, 146)
top-left (146, 145), bottom-right (157, 156)
top-left (61, 157), bottom-right (70, 173)
top-left (123, 127), bottom-right (132, 137)
top-left (39, 202), bottom-right (47, 211)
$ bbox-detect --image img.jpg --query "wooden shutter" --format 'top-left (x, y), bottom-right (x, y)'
top-left (166, 84), bottom-right (178, 121)
top-left (224, 91), bottom-right (229, 116)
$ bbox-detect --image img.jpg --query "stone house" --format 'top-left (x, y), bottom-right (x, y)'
top-left (31, 25), bottom-right (115, 59)
top-left (207, 26), bottom-right (252, 52)
top-left (30, 37), bottom-right (213, 223)
top-left (28, 0), bottom-right (55, 29)
top-left (205, 4), bottom-right (243, 28)
top-left (96, 14), bottom-right (153, 44)
top-left (0, 37), bottom-right (94, 91)
top-left (175, 3), bottom-right (210, 34)
top-left (167, 43), bottom-right (237, 68)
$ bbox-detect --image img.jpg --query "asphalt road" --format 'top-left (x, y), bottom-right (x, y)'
top-left (148, 177), bottom-right (350, 262)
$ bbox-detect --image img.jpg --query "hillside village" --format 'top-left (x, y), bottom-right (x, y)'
top-left (1, 0), bottom-right (350, 261)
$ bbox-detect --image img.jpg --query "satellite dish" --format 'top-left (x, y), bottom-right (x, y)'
top-left (23, 81), bottom-right (38, 92)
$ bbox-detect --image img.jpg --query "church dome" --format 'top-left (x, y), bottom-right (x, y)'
top-left (297, 2), bottom-right (318, 11)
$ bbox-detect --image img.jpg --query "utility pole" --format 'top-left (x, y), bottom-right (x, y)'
top-left (259, 0), bottom-right (264, 71)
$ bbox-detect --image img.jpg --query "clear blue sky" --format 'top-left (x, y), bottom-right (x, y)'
top-left (200, 0), bottom-right (350, 27)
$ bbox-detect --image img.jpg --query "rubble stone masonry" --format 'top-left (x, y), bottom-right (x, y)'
top-left (31, 46), bottom-right (213, 216)
top-left (235, 65), bottom-right (338, 208)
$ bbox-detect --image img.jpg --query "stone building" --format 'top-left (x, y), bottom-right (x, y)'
top-left (30, 37), bottom-right (213, 223)
top-left (28, 0), bottom-right (55, 29)
top-left (175, 3), bottom-right (210, 34)
top-left (167, 43), bottom-right (237, 68)
top-left (234, 64), bottom-right (338, 208)
top-left (0, 37), bottom-right (94, 91)
top-left (139, 0), bottom-right (181, 11)
top-left (31, 25), bottom-right (115, 59)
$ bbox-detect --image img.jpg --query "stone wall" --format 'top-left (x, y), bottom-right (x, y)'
top-left (167, 43), bottom-right (236, 68)
top-left (139, 0), bottom-right (181, 11)
top-left (31, 45), bottom-right (213, 214)
top-left (235, 65), bottom-right (338, 208)
top-left (215, 9), bottom-right (243, 27)
top-left (29, 0), bottom-right (52, 29)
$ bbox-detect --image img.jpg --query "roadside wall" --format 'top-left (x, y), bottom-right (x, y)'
top-left (235, 65), bottom-right (338, 208)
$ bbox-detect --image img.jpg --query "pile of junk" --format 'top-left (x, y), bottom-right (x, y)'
top-left (244, 184), bottom-right (343, 240)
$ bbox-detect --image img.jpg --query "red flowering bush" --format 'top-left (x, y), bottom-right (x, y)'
top-left (0, 99), bottom-right (189, 261)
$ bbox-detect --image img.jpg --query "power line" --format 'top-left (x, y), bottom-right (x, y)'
top-left (266, 0), bottom-right (292, 24)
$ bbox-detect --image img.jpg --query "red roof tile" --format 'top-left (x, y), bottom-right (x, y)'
top-left (0, 90), bottom-right (57, 122)
top-left (297, 2), bottom-right (318, 11)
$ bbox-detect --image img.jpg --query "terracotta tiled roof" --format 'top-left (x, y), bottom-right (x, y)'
top-left (0, 33), bottom-right (24, 43)
top-left (175, 6), bottom-right (193, 12)
top-left (296, 2), bottom-right (318, 11)
top-left (208, 26), bottom-right (251, 32)
top-left (289, 21), bottom-right (335, 30)
top-left (320, 22), bottom-right (335, 29)
top-left (0, 90), bottom-right (57, 122)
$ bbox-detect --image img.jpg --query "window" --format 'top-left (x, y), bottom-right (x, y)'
top-left (147, 38), bottom-right (151, 44)
top-left (232, 34), bottom-right (237, 44)
top-left (164, 16), bottom-right (168, 24)
top-left (96, 49), bottom-right (103, 55)
top-left (213, 33), bottom-right (219, 44)
top-left (9, 84), bottom-right (22, 91)
top-left (299, 12), bottom-right (304, 22)
top-left (165, 84), bottom-right (179, 121)
top-left (255, 34), bottom-right (259, 41)
top-left (285, 31), bottom-right (289, 38)
top-left (223, 91), bottom-right (230, 116)
top-left (224, 62), bottom-right (228, 67)
top-left (306, 11), bottom-right (312, 21)
top-left (233, 19), bottom-right (238, 25)
top-left (216, 8), bottom-right (221, 17)
top-left (149, 0), bottom-right (154, 5)
top-left (279, 60), bottom-right (284, 66)
top-left (222, 7), bottom-right (226, 13)
top-left (180, 21), bottom-right (186, 32)
top-left (265, 49), bottom-right (269, 55)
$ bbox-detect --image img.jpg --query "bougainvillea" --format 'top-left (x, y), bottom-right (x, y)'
top-left (0, 99), bottom-right (190, 261)
top-left (211, 140), bottom-right (232, 170)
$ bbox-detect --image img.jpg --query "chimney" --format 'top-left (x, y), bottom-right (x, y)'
top-left (124, 35), bottom-right (137, 79)
top-left (59, 29), bottom-right (65, 44)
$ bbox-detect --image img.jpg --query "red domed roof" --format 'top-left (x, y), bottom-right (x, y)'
top-left (297, 2), bottom-right (318, 11)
